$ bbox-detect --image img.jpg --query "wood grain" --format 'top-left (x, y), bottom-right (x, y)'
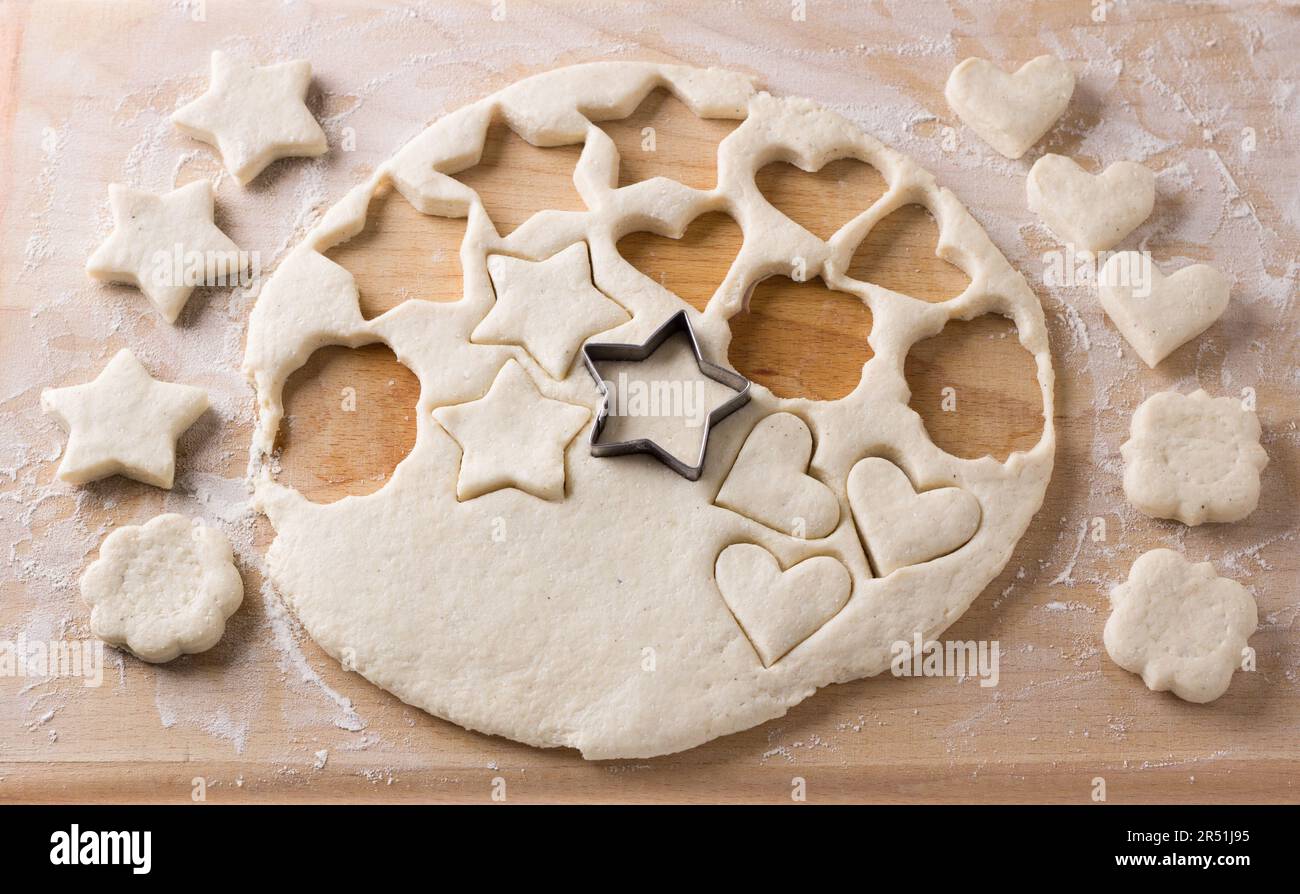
top-left (616, 210), bottom-right (744, 311)
top-left (325, 181), bottom-right (466, 318)
top-left (729, 274), bottom-right (875, 401)
top-left (756, 157), bottom-right (887, 241)
top-left (452, 123), bottom-right (587, 235)
top-left (596, 88), bottom-right (741, 190)
top-left (278, 344), bottom-right (419, 503)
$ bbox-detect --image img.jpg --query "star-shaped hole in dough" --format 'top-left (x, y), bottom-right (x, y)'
top-left (86, 180), bottom-right (245, 323)
top-left (432, 360), bottom-right (590, 501)
top-left (474, 242), bottom-right (629, 380)
top-left (41, 350), bottom-right (209, 489)
top-left (172, 51), bottom-right (328, 185)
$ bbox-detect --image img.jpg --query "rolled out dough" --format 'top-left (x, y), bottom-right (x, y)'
top-left (244, 63), bottom-right (1055, 758)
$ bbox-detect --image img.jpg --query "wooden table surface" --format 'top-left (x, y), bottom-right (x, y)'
top-left (1, 0), bottom-right (1297, 803)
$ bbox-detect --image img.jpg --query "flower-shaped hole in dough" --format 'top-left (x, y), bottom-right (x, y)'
top-left (1121, 389), bottom-right (1267, 525)
top-left (80, 514), bottom-right (243, 663)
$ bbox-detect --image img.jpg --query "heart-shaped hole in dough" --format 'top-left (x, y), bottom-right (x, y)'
top-left (755, 156), bottom-right (887, 242)
top-left (616, 211), bottom-right (744, 312)
top-left (845, 203), bottom-right (971, 303)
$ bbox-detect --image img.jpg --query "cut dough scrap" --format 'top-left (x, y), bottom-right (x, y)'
top-left (715, 413), bottom-right (839, 539)
top-left (86, 181), bottom-right (244, 323)
top-left (1099, 252), bottom-right (1230, 368)
top-left (173, 51), bottom-right (328, 185)
top-left (1027, 154), bottom-right (1155, 252)
top-left (433, 359), bottom-right (590, 501)
top-left (847, 457), bottom-right (980, 577)
top-left (715, 544), bottom-right (850, 667)
top-left (1104, 549), bottom-right (1256, 703)
top-left (478, 243), bottom-right (629, 379)
top-left (1122, 389), bottom-right (1267, 525)
top-left (40, 349), bottom-right (208, 489)
top-left (944, 55), bottom-right (1074, 159)
top-left (81, 514), bottom-right (244, 663)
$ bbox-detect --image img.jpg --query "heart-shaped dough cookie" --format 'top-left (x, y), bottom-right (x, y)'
top-left (847, 457), bottom-right (981, 577)
top-left (944, 55), bottom-right (1074, 159)
top-left (1099, 252), bottom-right (1229, 368)
top-left (1027, 154), bottom-right (1155, 252)
top-left (715, 543), bottom-right (851, 667)
top-left (715, 413), bottom-right (839, 539)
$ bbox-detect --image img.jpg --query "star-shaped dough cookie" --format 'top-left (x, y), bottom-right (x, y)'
top-left (172, 51), bottom-right (328, 185)
top-left (433, 360), bottom-right (589, 501)
top-left (86, 180), bottom-right (244, 323)
top-left (41, 350), bottom-right (209, 489)
top-left (475, 242), bottom-right (629, 380)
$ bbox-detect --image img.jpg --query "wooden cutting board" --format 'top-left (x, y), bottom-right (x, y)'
top-left (1, 0), bottom-right (1296, 804)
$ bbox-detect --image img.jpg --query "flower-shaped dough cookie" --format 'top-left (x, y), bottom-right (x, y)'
top-left (81, 514), bottom-right (243, 663)
top-left (1121, 389), bottom-right (1267, 525)
top-left (1103, 549), bottom-right (1256, 703)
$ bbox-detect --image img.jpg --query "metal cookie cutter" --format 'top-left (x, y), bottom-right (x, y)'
top-left (581, 309), bottom-right (751, 481)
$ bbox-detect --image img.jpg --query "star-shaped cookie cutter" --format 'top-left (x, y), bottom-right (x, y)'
top-left (582, 309), bottom-right (751, 481)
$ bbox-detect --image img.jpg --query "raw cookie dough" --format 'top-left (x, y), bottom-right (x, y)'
top-left (1027, 154), bottom-right (1155, 252)
top-left (86, 180), bottom-right (244, 323)
top-left (432, 359), bottom-right (590, 501)
top-left (1122, 389), bottom-right (1267, 525)
top-left (1099, 252), bottom-right (1230, 368)
top-left (714, 413), bottom-right (839, 539)
top-left (81, 514), bottom-right (244, 663)
top-left (715, 544), bottom-right (851, 667)
top-left (944, 55), bottom-right (1074, 159)
top-left (244, 62), bottom-right (1056, 758)
top-left (41, 349), bottom-right (208, 489)
top-left (847, 457), bottom-right (981, 576)
top-left (173, 51), bottom-right (328, 185)
top-left (1104, 548), bottom-right (1256, 703)
top-left (477, 242), bottom-right (629, 379)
